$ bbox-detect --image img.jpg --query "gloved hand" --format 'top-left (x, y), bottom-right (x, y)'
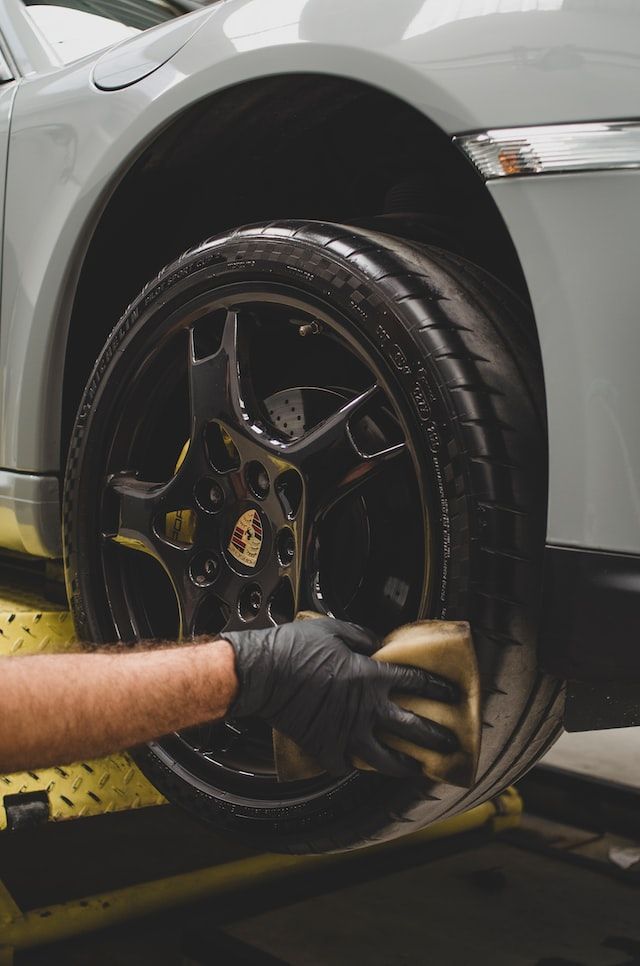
top-left (221, 618), bottom-right (459, 778)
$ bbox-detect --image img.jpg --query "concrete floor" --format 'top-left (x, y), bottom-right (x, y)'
top-left (543, 729), bottom-right (640, 790)
top-left (18, 813), bottom-right (640, 966)
top-left (224, 823), bottom-right (640, 966)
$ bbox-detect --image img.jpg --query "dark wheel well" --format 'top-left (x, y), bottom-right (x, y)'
top-left (62, 73), bottom-right (534, 461)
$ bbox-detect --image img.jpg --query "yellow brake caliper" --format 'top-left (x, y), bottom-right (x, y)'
top-left (165, 440), bottom-right (196, 545)
top-left (164, 427), bottom-right (237, 543)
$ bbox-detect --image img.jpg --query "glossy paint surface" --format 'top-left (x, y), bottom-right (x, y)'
top-left (92, 8), bottom-right (215, 89)
top-left (1, 0), bottom-right (640, 554)
top-left (491, 170), bottom-right (640, 553)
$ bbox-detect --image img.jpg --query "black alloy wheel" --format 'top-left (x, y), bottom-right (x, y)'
top-left (97, 291), bottom-right (425, 795)
top-left (64, 221), bottom-right (564, 853)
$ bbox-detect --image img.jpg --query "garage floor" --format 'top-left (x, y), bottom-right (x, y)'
top-left (545, 729), bottom-right (640, 791)
top-left (7, 799), bottom-right (640, 966)
top-left (222, 821), bottom-right (640, 966)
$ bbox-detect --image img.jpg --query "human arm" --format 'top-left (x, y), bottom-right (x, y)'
top-left (0, 639), bottom-right (237, 773)
top-left (0, 618), bottom-right (459, 778)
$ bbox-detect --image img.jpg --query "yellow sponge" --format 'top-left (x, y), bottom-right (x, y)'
top-left (273, 615), bottom-right (481, 788)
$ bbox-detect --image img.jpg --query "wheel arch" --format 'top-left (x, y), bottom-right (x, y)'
top-left (60, 72), bottom-right (539, 472)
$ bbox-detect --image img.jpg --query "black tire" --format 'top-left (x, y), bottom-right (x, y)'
top-left (63, 221), bottom-right (564, 854)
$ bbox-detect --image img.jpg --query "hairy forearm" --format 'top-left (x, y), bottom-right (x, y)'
top-left (0, 639), bottom-right (238, 773)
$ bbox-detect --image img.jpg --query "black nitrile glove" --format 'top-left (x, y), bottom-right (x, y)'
top-left (221, 618), bottom-right (459, 778)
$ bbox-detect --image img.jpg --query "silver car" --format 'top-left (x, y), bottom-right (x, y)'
top-left (0, 0), bottom-right (638, 853)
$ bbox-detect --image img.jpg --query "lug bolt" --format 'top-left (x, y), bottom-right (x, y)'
top-left (248, 588), bottom-right (262, 612)
top-left (189, 552), bottom-right (220, 587)
top-left (246, 461), bottom-right (270, 499)
top-left (209, 484), bottom-right (224, 509)
top-left (195, 478), bottom-right (225, 514)
top-left (257, 469), bottom-right (269, 494)
top-left (239, 583), bottom-right (263, 621)
top-left (277, 528), bottom-right (295, 566)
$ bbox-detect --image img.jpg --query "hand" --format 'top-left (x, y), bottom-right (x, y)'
top-left (221, 618), bottom-right (459, 778)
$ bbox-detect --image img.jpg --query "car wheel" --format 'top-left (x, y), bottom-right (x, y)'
top-left (63, 221), bottom-right (564, 854)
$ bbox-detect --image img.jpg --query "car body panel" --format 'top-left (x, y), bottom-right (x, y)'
top-left (92, 7), bottom-right (215, 89)
top-left (489, 170), bottom-right (640, 554)
top-left (0, 81), bottom-right (14, 269)
top-left (0, 78), bottom-right (52, 555)
top-left (1, 0), bottom-right (640, 563)
top-left (0, 470), bottom-right (59, 556)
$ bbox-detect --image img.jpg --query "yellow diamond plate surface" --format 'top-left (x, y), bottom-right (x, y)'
top-left (0, 592), bottom-right (165, 831)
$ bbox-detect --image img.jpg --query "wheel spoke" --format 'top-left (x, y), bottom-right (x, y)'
top-left (330, 439), bottom-right (406, 507)
top-left (169, 569), bottom-right (204, 640)
top-left (105, 474), bottom-right (165, 555)
top-left (188, 309), bottom-right (260, 433)
top-left (302, 536), bottom-right (332, 617)
top-left (185, 720), bottom-right (244, 756)
top-left (287, 384), bottom-right (379, 459)
top-left (211, 566), bottom-right (245, 614)
top-left (105, 472), bottom-right (205, 637)
top-left (286, 385), bottom-right (407, 514)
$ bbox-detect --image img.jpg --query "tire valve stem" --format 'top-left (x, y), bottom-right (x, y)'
top-left (298, 320), bottom-right (322, 338)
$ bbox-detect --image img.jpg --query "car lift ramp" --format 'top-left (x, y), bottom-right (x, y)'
top-left (0, 585), bottom-right (164, 831)
top-left (0, 582), bottom-right (522, 961)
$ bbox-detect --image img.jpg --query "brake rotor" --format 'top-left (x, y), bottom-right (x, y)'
top-left (265, 386), bottom-right (344, 440)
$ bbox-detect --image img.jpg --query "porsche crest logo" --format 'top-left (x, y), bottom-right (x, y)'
top-left (228, 509), bottom-right (263, 568)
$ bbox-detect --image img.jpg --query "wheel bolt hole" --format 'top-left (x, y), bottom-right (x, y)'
top-left (275, 470), bottom-right (303, 520)
top-left (246, 461), bottom-right (270, 499)
top-left (205, 422), bottom-right (240, 473)
top-left (189, 551), bottom-right (220, 588)
top-left (238, 583), bottom-right (263, 621)
top-left (195, 478), bottom-right (225, 514)
top-left (277, 527), bottom-right (296, 566)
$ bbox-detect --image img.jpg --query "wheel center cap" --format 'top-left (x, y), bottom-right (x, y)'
top-left (227, 508), bottom-right (264, 569)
